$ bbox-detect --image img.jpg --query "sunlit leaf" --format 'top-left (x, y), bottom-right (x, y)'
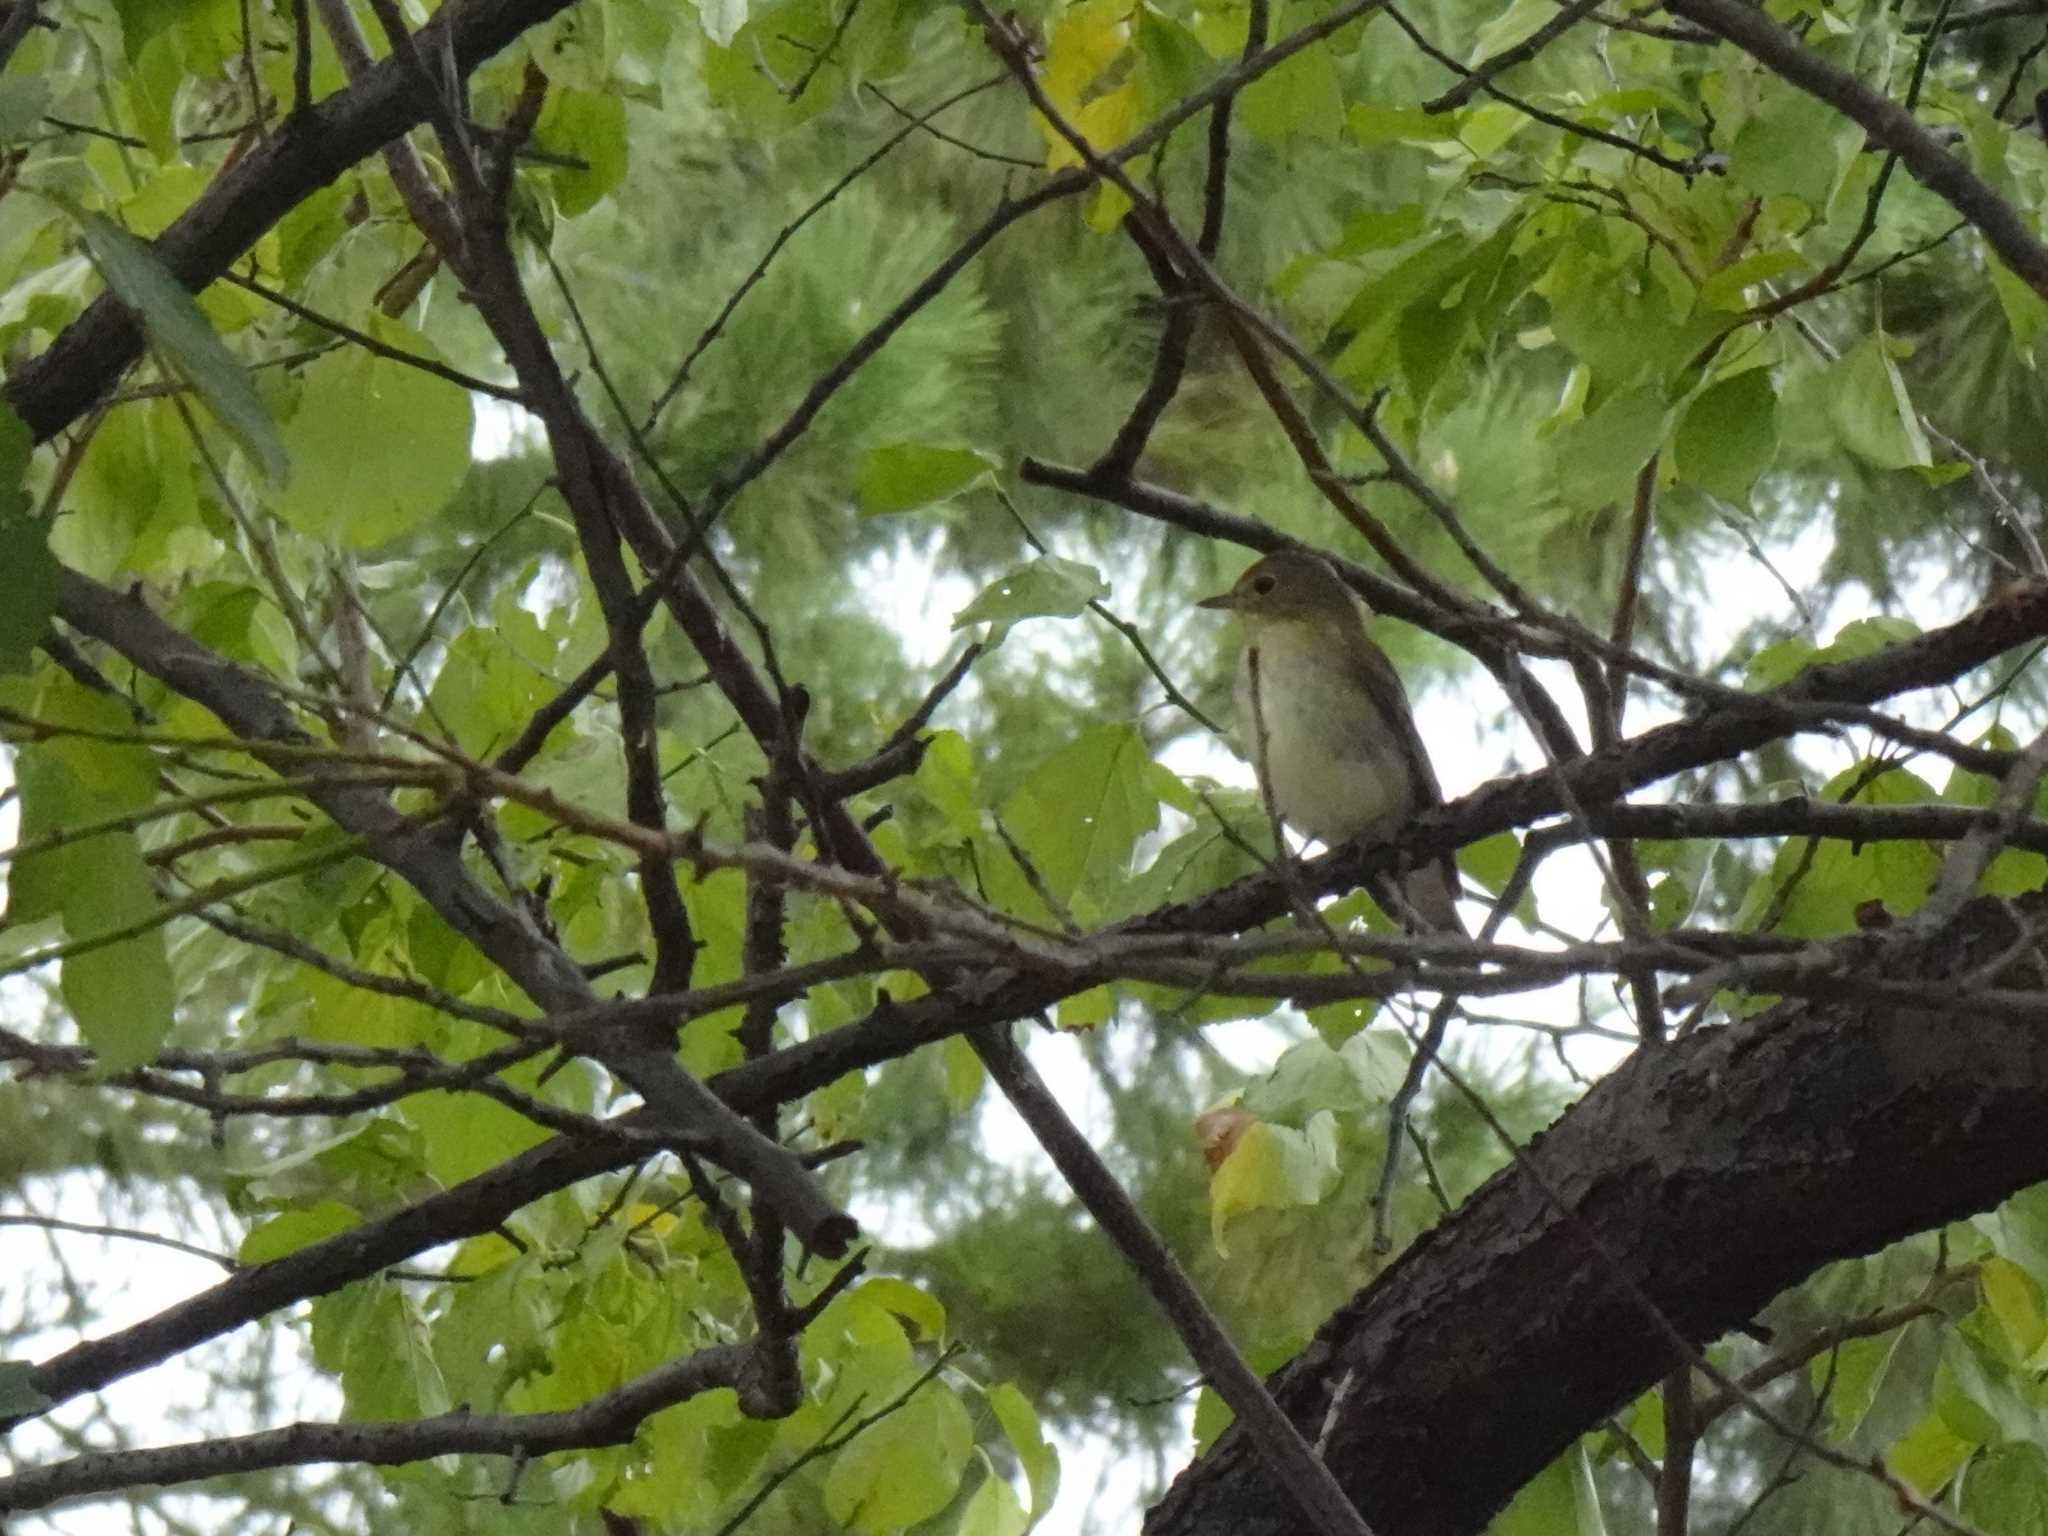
top-left (240, 1200), bottom-right (363, 1265)
top-left (822, 1378), bottom-right (973, 1532)
top-left (987, 1381), bottom-right (1060, 1520)
top-left (1886, 1410), bottom-right (1976, 1495)
top-left (959, 1473), bottom-right (1031, 1536)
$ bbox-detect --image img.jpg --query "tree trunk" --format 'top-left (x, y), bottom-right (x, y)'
top-left (1147, 893), bottom-right (2048, 1536)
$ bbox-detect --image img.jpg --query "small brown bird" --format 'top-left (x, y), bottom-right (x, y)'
top-left (1198, 550), bottom-right (1462, 932)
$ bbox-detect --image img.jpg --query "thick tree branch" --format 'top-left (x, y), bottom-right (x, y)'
top-left (1144, 891), bottom-right (2048, 1536)
top-left (22, 573), bottom-right (2044, 1435)
top-left (709, 576), bottom-right (2048, 1112)
top-left (977, 1026), bottom-right (1378, 1536)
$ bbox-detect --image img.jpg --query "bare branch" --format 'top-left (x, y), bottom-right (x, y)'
top-left (0, 1344), bottom-right (752, 1513)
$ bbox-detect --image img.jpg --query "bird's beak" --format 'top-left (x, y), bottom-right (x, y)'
top-left (1195, 588), bottom-right (1238, 612)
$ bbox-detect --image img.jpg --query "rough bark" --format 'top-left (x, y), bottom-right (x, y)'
top-left (1145, 892), bottom-right (2048, 1536)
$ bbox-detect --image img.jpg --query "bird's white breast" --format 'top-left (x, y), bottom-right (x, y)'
top-left (1236, 625), bottom-right (1413, 846)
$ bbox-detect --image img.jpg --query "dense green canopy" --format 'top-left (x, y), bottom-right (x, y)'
top-left (6, 0), bottom-right (2048, 1531)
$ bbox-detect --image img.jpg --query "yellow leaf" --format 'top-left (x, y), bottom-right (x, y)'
top-left (1043, 0), bottom-right (1127, 116)
top-left (1038, 0), bottom-right (1135, 167)
top-left (1040, 78), bottom-right (1142, 167)
top-left (1207, 1113), bottom-right (1339, 1254)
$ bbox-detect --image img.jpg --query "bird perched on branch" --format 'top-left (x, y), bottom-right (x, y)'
top-left (1198, 549), bottom-right (1463, 932)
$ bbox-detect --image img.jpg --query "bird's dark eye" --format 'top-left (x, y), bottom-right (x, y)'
top-left (1251, 574), bottom-right (1277, 595)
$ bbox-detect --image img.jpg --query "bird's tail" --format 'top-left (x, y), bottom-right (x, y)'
top-left (1382, 857), bottom-right (1465, 935)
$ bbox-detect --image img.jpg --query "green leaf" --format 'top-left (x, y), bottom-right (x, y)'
top-left (1887, 1410), bottom-right (1977, 1494)
top-left (0, 1360), bottom-right (51, 1418)
top-left (1242, 1038), bottom-right (1364, 1123)
top-left (426, 624), bottom-right (555, 756)
top-left (854, 1276), bottom-right (948, 1342)
top-left (1137, 7), bottom-right (1213, 101)
top-left (1329, 206), bottom-right (1427, 262)
top-left (13, 742), bottom-right (174, 1070)
top-left (1341, 1028), bottom-right (1408, 1100)
top-left (1347, 105), bottom-right (1458, 144)
top-left (0, 77), bottom-right (50, 142)
top-left (1829, 334), bottom-right (1932, 471)
top-left (1553, 386), bottom-right (1669, 507)
top-left (1991, 1183), bottom-right (2048, 1285)
top-left (1745, 761), bottom-right (1940, 936)
top-left (951, 556), bottom-right (1107, 638)
top-left (1674, 370), bottom-right (1779, 501)
top-left (1191, 1384), bottom-right (1234, 1453)
top-left (941, 1033), bottom-right (986, 1111)
top-left (1056, 983), bottom-right (1114, 1029)
top-left (1747, 617), bottom-right (1918, 691)
top-left (856, 442), bottom-right (995, 514)
top-left (1936, 1330), bottom-right (2039, 1445)
top-left (273, 322), bottom-right (474, 548)
top-left (0, 407), bottom-right (55, 673)
top-left (1730, 85), bottom-right (1850, 207)
top-left (1981, 1256), bottom-right (2048, 1363)
top-left (75, 214), bottom-right (288, 484)
top-left (1459, 100), bottom-right (1533, 159)
top-left (1744, 637), bottom-right (1819, 691)
top-left (58, 871), bottom-right (176, 1072)
top-left (408, 1081), bottom-right (553, 1186)
top-left (1963, 1443), bottom-right (2048, 1532)
top-left (1498, 1444), bottom-right (1605, 1536)
top-left (1989, 255), bottom-right (2048, 357)
top-left (1626, 1386), bottom-right (1664, 1459)
top-left (1811, 1327), bottom-right (1903, 1442)
top-left (996, 725), bottom-right (1159, 916)
top-left (706, 1415), bottom-right (776, 1498)
top-left (822, 1377), bottom-right (973, 1532)
top-left (312, 1279), bottom-right (452, 1423)
top-left (958, 1473), bottom-right (1031, 1536)
top-left (1696, 250), bottom-right (1808, 311)
top-left (1817, 615), bottom-right (1921, 661)
top-left (1240, 15), bottom-right (1341, 143)
top-left (240, 1200), bottom-right (363, 1264)
top-left (1469, 0), bottom-right (1554, 57)
top-left (698, 0), bottom-right (749, 48)
top-left (1569, 1441), bottom-right (1609, 1536)
top-left (535, 89), bottom-right (629, 217)
top-left (1910, 460), bottom-right (1971, 487)
top-left (987, 1381), bottom-right (1060, 1519)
